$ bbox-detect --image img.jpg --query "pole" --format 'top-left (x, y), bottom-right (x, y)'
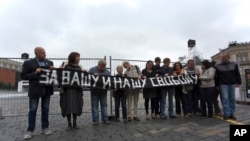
top-left (0, 107), bottom-right (4, 119)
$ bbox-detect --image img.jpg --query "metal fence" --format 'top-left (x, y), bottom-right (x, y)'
top-left (0, 56), bottom-right (153, 117)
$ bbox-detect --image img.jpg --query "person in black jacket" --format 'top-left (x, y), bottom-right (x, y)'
top-left (21, 47), bottom-right (54, 139)
top-left (215, 52), bottom-right (241, 120)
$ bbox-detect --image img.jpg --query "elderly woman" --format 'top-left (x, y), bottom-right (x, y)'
top-left (60, 52), bottom-right (84, 130)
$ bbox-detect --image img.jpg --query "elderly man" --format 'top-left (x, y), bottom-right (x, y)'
top-left (21, 47), bottom-right (54, 139)
top-left (89, 59), bottom-right (111, 125)
top-left (122, 61), bottom-right (141, 121)
top-left (215, 52), bottom-right (241, 120)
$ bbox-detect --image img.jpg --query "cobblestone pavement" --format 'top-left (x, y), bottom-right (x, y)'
top-left (0, 103), bottom-right (250, 141)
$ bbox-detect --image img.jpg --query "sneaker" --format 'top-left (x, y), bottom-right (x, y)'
top-left (103, 120), bottom-right (111, 125)
top-left (93, 121), bottom-right (99, 125)
top-left (66, 126), bottom-right (72, 131)
top-left (133, 117), bottom-right (140, 121)
top-left (24, 131), bottom-right (33, 140)
top-left (146, 114), bottom-right (150, 120)
top-left (128, 117), bottom-right (132, 122)
top-left (116, 118), bottom-right (120, 122)
top-left (123, 119), bottom-right (127, 123)
top-left (184, 115), bottom-right (189, 118)
top-left (229, 115), bottom-right (236, 120)
top-left (41, 128), bottom-right (52, 135)
top-left (187, 113), bottom-right (192, 116)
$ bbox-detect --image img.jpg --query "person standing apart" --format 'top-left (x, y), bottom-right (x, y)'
top-left (21, 47), bottom-right (54, 139)
top-left (89, 59), bottom-right (111, 125)
top-left (60, 52), bottom-right (84, 130)
top-left (215, 52), bottom-right (241, 120)
top-left (123, 61), bottom-right (141, 121)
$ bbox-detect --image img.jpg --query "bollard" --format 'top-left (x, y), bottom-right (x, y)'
top-left (0, 107), bottom-right (4, 119)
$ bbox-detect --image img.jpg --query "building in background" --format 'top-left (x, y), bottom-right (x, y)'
top-left (211, 41), bottom-right (250, 100)
top-left (0, 58), bottom-right (22, 89)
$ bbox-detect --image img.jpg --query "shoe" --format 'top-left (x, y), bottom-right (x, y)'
top-left (229, 115), bottom-right (236, 120)
top-left (73, 124), bottom-right (79, 129)
top-left (66, 126), bottom-right (72, 131)
top-left (146, 114), bottom-right (150, 120)
top-left (41, 128), bottom-right (52, 135)
top-left (155, 114), bottom-right (160, 119)
top-left (103, 120), bottom-right (111, 125)
top-left (24, 131), bottom-right (33, 140)
top-left (184, 115), bottom-right (189, 118)
top-left (123, 119), bottom-right (127, 123)
top-left (161, 116), bottom-right (167, 120)
top-left (176, 114), bottom-right (181, 117)
top-left (200, 115), bottom-right (206, 119)
top-left (223, 115), bottom-right (229, 120)
top-left (116, 118), bottom-right (120, 122)
top-left (133, 117), bottom-right (140, 121)
top-left (207, 115), bottom-right (213, 118)
top-left (128, 117), bottom-right (132, 122)
top-left (93, 121), bottom-right (99, 125)
top-left (169, 115), bottom-right (176, 118)
top-left (151, 113), bottom-right (156, 119)
top-left (187, 113), bottom-right (192, 116)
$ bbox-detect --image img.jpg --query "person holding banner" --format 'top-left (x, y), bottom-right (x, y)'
top-left (21, 47), bottom-right (54, 139)
top-left (199, 60), bottom-right (215, 118)
top-left (158, 58), bottom-right (176, 119)
top-left (142, 60), bottom-right (157, 120)
top-left (89, 59), bottom-right (111, 125)
top-left (123, 61), bottom-right (141, 121)
top-left (154, 57), bottom-right (162, 119)
top-left (112, 65), bottom-right (127, 122)
top-left (173, 62), bottom-right (188, 118)
top-left (59, 52), bottom-right (84, 130)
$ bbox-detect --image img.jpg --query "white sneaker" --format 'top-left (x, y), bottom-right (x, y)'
top-left (24, 131), bottom-right (33, 140)
top-left (41, 128), bottom-right (52, 135)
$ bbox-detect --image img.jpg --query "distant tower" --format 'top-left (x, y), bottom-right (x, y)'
top-left (187, 39), bottom-right (202, 65)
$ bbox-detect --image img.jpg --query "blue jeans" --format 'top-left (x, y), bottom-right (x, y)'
top-left (91, 93), bottom-right (108, 122)
top-left (219, 84), bottom-right (236, 116)
top-left (160, 87), bottom-right (174, 118)
top-left (28, 94), bottom-right (51, 132)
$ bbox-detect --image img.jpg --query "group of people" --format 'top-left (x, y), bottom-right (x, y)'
top-left (21, 46), bottom-right (241, 140)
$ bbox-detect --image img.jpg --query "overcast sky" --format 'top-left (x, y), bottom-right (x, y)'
top-left (0, 0), bottom-right (249, 62)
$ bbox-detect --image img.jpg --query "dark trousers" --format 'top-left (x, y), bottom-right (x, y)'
top-left (213, 88), bottom-right (221, 113)
top-left (145, 98), bottom-right (156, 114)
top-left (28, 94), bottom-right (51, 131)
top-left (115, 93), bottom-right (127, 120)
top-left (155, 88), bottom-right (161, 115)
top-left (187, 85), bottom-right (199, 114)
top-left (200, 87), bottom-right (214, 116)
top-left (175, 86), bottom-right (188, 115)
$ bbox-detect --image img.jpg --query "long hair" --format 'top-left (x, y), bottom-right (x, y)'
top-left (173, 62), bottom-right (183, 71)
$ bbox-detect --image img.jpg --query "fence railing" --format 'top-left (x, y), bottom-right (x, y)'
top-left (0, 56), bottom-right (150, 117)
